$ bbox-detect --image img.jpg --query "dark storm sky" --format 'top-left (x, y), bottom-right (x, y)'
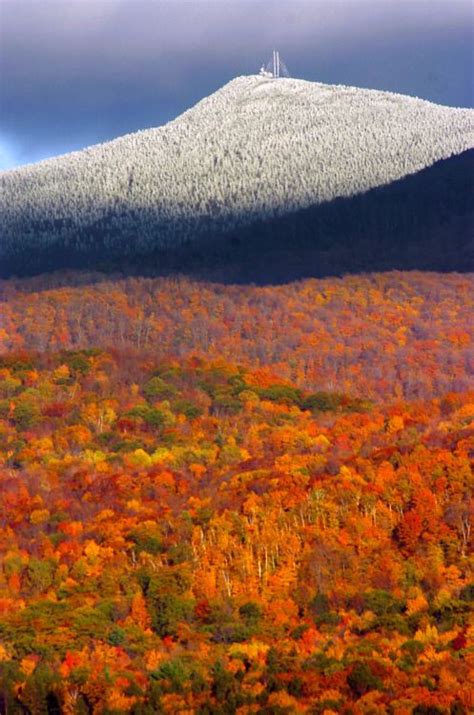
top-left (0, 0), bottom-right (472, 170)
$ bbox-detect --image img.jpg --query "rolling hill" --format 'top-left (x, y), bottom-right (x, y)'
top-left (1, 76), bottom-right (474, 714)
top-left (1, 75), bottom-right (473, 279)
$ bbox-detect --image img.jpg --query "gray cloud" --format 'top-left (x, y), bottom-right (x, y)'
top-left (1, 0), bottom-right (472, 169)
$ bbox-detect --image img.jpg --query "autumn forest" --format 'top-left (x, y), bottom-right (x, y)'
top-left (1, 39), bottom-right (473, 714)
top-left (0, 268), bottom-right (473, 713)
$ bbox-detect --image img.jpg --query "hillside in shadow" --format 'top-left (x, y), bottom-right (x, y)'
top-left (2, 149), bottom-right (472, 284)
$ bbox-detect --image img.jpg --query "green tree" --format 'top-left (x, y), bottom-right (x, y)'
top-left (27, 558), bottom-right (55, 593)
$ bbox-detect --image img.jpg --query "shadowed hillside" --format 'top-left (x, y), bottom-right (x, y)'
top-left (106, 149), bottom-right (474, 283)
top-left (1, 149), bottom-right (473, 281)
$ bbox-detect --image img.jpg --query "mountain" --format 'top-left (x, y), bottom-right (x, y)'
top-left (1, 75), bottom-right (473, 279)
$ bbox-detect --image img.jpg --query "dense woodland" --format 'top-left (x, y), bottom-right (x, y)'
top-left (1, 271), bottom-right (473, 402)
top-left (1, 71), bottom-right (473, 715)
top-left (0, 348), bottom-right (472, 713)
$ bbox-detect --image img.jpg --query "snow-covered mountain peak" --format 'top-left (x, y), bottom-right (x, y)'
top-left (0, 74), bottom-right (473, 274)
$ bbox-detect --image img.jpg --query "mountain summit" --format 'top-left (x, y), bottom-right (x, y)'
top-left (1, 75), bottom-right (473, 279)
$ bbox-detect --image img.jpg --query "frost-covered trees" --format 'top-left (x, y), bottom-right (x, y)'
top-left (0, 75), bottom-right (473, 270)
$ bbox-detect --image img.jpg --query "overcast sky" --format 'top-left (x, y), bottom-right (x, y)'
top-left (0, 0), bottom-right (472, 170)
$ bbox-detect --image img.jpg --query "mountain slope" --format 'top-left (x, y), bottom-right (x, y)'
top-left (2, 271), bottom-right (473, 401)
top-left (1, 75), bottom-right (473, 278)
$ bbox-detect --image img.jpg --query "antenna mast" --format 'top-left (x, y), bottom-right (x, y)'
top-left (273, 50), bottom-right (280, 79)
top-left (261, 50), bottom-right (290, 78)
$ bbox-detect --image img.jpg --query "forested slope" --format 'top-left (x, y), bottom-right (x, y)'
top-left (1, 74), bottom-right (473, 714)
top-left (1, 76), bottom-right (473, 277)
top-left (1, 271), bottom-right (473, 401)
top-left (0, 350), bottom-right (472, 712)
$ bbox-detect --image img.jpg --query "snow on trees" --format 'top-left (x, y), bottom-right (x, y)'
top-left (0, 75), bottom-right (473, 264)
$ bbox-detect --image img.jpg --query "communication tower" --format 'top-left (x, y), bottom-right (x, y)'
top-left (259, 50), bottom-right (290, 78)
